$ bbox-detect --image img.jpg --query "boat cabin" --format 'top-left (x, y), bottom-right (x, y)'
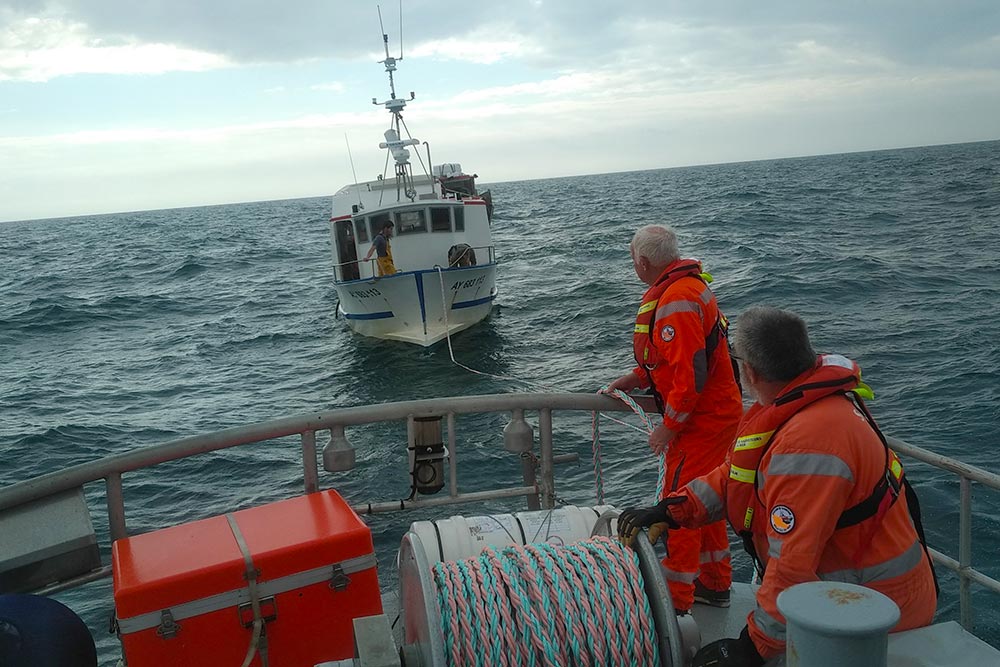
top-left (331, 183), bottom-right (492, 283)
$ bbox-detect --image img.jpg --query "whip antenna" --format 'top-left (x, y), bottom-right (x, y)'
top-left (398, 0), bottom-right (404, 59)
top-left (345, 134), bottom-right (363, 210)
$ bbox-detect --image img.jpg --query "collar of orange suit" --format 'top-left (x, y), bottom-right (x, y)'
top-left (633, 258), bottom-right (707, 365)
top-left (725, 354), bottom-right (873, 535)
top-left (651, 258), bottom-right (704, 288)
top-left (634, 258), bottom-right (706, 332)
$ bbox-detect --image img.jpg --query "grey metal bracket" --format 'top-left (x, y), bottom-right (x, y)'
top-left (237, 595), bottom-right (278, 629)
top-left (156, 609), bottom-right (180, 639)
top-left (330, 563), bottom-right (352, 591)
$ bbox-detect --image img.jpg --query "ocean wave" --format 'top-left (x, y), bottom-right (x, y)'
top-left (2, 141), bottom-right (999, 661)
top-left (0, 293), bottom-right (192, 333)
top-left (169, 259), bottom-right (209, 279)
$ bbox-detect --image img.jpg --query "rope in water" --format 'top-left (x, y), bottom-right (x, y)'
top-left (434, 268), bottom-right (666, 504)
top-left (432, 536), bottom-right (660, 667)
top-left (434, 267), bottom-right (564, 391)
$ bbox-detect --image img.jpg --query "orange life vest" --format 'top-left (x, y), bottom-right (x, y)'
top-left (631, 260), bottom-right (729, 414)
top-left (726, 354), bottom-right (912, 569)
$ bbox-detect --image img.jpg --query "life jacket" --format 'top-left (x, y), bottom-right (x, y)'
top-left (726, 354), bottom-right (936, 592)
top-left (631, 260), bottom-right (730, 414)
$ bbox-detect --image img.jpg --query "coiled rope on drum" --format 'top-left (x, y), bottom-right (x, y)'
top-left (432, 536), bottom-right (659, 667)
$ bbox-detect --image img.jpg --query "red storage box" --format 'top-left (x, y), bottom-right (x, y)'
top-left (113, 490), bottom-right (382, 667)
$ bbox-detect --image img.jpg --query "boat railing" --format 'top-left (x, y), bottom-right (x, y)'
top-left (449, 244), bottom-right (496, 266)
top-left (885, 435), bottom-right (1000, 630)
top-left (332, 249), bottom-right (497, 281)
top-left (328, 257), bottom-right (379, 281)
top-left (332, 259), bottom-right (363, 281)
top-left (1, 393), bottom-right (998, 633)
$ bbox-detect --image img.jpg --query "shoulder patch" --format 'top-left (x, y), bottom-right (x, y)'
top-left (660, 325), bottom-right (675, 342)
top-left (770, 505), bottom-right (795, 534)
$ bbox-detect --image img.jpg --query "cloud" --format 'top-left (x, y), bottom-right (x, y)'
top-left (0, 109), bottom-right (382, 151)
top-left (1, 1), bottom-right (997, 75)
top-left (408, 29), bottom-right (539, 64)
top-left (310, 81), bottom-right (346, 93)
top-left (1, 0), bottom-right (998, 222)
top-left (0, 13), bottom-right (230, 81)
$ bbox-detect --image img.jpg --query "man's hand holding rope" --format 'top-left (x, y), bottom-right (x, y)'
top-left (617, 496), bottom-right (687, 546)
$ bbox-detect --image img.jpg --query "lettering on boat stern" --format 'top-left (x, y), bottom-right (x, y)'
top-left (348, 288), bottom-right (382, 299)
top-left (450, 276), bottom-right (485, 291)
top-left (826, 588), bottom-right (867, 605)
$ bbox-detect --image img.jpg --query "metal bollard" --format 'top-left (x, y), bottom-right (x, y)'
top-left (776, 581), bottom-right (900, 667)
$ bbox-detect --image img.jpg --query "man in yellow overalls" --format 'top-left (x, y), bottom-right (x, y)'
top-left (364, 221), bottom-right (398, 276)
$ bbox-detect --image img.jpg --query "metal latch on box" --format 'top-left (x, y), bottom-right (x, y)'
top-left (329, 564), bottom-right (351, 591)
top-left (156, 609), bottom-right (181, 639)
top-left (238, 596), bottom-right (277, 628)
top-left (115, 552), bottom-right (379, 639)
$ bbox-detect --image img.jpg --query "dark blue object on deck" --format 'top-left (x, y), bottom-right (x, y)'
top-left (0, 594), bottom-right (96, 667)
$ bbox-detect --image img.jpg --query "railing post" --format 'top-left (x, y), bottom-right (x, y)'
top-left (302, 431), bottom-right (319, 494)
top-left (448, 413), bottom-right (458, 497)
top-left (959, 476), bottom-right (972, 629)
top-left (106, 473), bottom-right (127, 542)
top-left (539, 408), bottom-right (555, 509)
top-left (507, 409), bottom-right (540, 510)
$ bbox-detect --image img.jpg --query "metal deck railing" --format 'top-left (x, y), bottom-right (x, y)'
top-left (332, 246), bottom-right (496, 281)
top-left (885, 435), bottom-right (1000, 630)
top-left (1, 392), bottom-right (998, 633)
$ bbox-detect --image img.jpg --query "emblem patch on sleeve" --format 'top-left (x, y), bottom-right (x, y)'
top-left (770, 505), bottom-right (795, 534)
top-left (660, 325), bottom-right (675, 342)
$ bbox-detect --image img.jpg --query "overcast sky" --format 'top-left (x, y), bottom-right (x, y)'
top-left (1, 1), bottom-right (998, 222)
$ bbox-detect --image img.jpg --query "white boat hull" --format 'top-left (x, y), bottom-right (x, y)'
top-left (335, 264), bottom-right (497, 346)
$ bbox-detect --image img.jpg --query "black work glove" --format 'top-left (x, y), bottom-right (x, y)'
top-left (617, 496), bottom-right (686, 546)
top-left (692, 625), bottom-right (764, 667)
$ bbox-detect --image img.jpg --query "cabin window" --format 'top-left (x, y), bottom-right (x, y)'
top-left (396, 209), bottom-right (427, 235)
top-left (369, 212), bottom-right (392, 238)
top-left (453, 207), bottom-right (465, 231)
top-left (353, 217), bottom-right (369, 243)
top-left (431, 207), bottom-right (451, 232)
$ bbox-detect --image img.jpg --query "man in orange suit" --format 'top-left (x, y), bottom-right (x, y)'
top-left (608, 224), bottom-right (743, 613)
top-left (619, 307), bottom-right (937, 666)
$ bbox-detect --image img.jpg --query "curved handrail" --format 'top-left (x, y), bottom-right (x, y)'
top-left (0, 393), bottom-right (649, 512)
top-left (2, 391), bottom-right (998, 632)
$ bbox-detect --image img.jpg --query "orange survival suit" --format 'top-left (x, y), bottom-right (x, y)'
top-left (666, 354), bottom-right (937, 659)
top-left (631, 258), bottom-right (743, 611)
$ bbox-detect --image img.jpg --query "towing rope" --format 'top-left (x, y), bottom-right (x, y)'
top-left (434, 267), bottom-right (668, 505)
top-left (594, 387), bottom-right (666, 502)
top-left (432, 536), bottom-right (659, 667)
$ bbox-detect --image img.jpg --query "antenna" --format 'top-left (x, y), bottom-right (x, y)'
top-left (345, 134), bottom-right (363, 210)
top-left (375, 4), bottom-right (401, 102)
top-left (398, 0), bottom-right (404, 59)
top-left (371, 3), bottom-right (422, 202)
top-left (372, 4), bottom-right (413, 117)
top-left (377, 5), bottom-right (386, 47)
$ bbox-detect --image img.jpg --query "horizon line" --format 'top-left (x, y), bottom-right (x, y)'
top-left (3, 137), bottom-right (997, 225)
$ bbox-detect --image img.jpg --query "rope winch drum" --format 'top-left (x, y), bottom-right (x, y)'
top-left (398, 509), bottom-right (696, 667)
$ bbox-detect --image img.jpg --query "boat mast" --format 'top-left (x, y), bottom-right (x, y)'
top-left (373, 9), bottom-right (421, 202)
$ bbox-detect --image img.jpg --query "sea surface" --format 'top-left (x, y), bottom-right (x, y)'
top-left (2, 140), bottom-right (999, 664)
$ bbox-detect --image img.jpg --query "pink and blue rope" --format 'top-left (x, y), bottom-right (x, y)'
top-left (595, 387), bottom-right (666, 502)
top-left (431, 536), bottom-right (660, 667)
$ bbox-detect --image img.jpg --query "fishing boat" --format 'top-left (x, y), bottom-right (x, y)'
top-left (328, 27), bottom-right (497, 347)
top-left (1, 392), bottom-right (998, 666)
